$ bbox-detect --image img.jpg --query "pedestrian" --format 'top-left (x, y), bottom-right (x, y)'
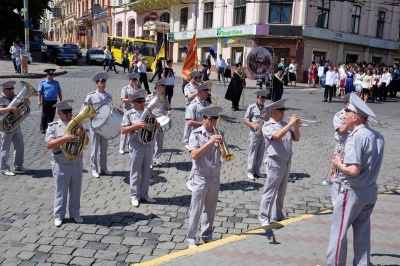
top-left (103, 46), bottom-right (110, 70)
top-left (278, 58), bottom-right (285, 69)
top-left (41, 42), bottom-right (48, 63)
top-left (122, 50), bottom-right (130, 73)
top-left (225, 63), bottom-right (246, 110)
top-left (119, 72), bottom-right (141, 154)
top-left (0, 81), bottom-right (29, 176)
top-left (390, 63), bottom-right (399, 98)
top-left (323, 64), bottom-right (338, 103)
top-left (186, 105), bottom-right (225, 248)
top-left (216, 54), bottom-right (227, 83)
top-left (121, 89), bottom-right (159, 207)
top-left (224, 59), bottom-right (232, 83)
top-left (288, 60), bottom-right (297, 86)
top-left (37, 69), bottom-right (63, 134)
top-left (258, 98), bottom-right (300, 226)
top-left (361, 68), bottom-right (373, 102)
top-left (15, 52), bottom-right (21, 74)
top-left (20, 44), bottom-right (28, 74)
top-left (206, 54), bottom-right (212, 75)
top-left (163, 60), bottom-right (175, 105)
top-left (372, 68), bottom-right (381, 102)
top-left (149, 58), bottom-right (162, 82)
top-left (345, 66), bottom-right (355, 95)
top-left (9, 42), bottom-right (20, 73)
top-left (183, 71), bottom-right (201, 149)
top-left (307, 61), bottom-right (316, 87)
top-left (45, 99), bottom-right (87, 227)
top-left (107, 52), bottom-right (118, 74)
top-left (380, 66), bottom-right (391, 102)
top-left (271, 67), bottom-right (284, 102)
top-left (137, 56), bottom-right (150, 94)
top-left (327, 93), bottom-right (384, 266)
top-left (85, 72), bottom-right (113, 178)
top-left (244, 90), bottom-right (269, 180)
top-left (130, 52), bottom-right (139, 73)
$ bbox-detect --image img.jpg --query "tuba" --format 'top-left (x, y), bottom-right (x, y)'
top-left (138, 91), bottom-right (166, 145)
top-left (213, 126), bottom-right (235, 162)
top-left (0, 81), bottom-right (38, 132)
top-left (62, 102), bottom-right (95, 159)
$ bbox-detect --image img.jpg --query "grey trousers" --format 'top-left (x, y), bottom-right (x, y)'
top-left (259, 157), bottom-right (291, 224)
top-left (247, 131), bottom-right (265, 174)
top-left (0, 127), bottom-right (24, 171)
top-left (183, 120), bottom-right (191, 145)
top-left (153, 131), bottom-right (164, 163)
top-left (89, 128), bottom-right (108, 173)
top-left (187, 173), bottom-right (220, 245)
top-left (129, 141), bottom-right (152, 200)
top-left (326, 184), bottom-right (377, 266)
top-left (119, 132), bottom-right (129, 151)
top-left (52, 162), bottom-right (83, 220)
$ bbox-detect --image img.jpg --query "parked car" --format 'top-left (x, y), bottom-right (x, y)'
top-left (86, 49), bottom-right (105, 65)
top-left (50, 47), bottom-right (78, 65)
top-left (62, 43), bottom-right (82, 58)
top-left (46, 44), bottom-right (60, 61)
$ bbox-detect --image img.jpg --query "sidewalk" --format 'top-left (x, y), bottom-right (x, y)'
top-left (137, 188), bottom-right (400, 266)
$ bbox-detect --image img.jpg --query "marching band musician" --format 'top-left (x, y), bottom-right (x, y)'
top-left (185, 81), bottom-right (211, 191)
top-left (38, 69), bottom-right (62, 134)
top-left (187, 105), bottom-right (224, 248)
top-left (146, 78), bottom-right (172, 167)
top-left (121, 89), bottom-right (160, 207)
top-left (243, 90), bottom-right (270, 180)
top-left (327, 94), bottom-right (384, 266)
top-left (183, 71), bottom-right (201, 149)
top-left (85, 72), bottom-right (113, 178)
top-left (45, 100), bottom-right (87, 227)
top-left (259, 99), bottom-right (300, 226)
top-left (119, 72), bottom-right (141, 154)
top-left (331, 93), bottom-right (351, 203)
top-left (0, 81), bottom-right (29, 176)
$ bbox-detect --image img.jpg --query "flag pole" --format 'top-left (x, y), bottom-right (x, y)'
top-left (163, 27), bottom-right (166, 70)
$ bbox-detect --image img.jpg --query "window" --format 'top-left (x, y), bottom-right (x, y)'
top-left (351, 6), bottom-right (361, 34)
top-left (128, 19), bottom-right (135, 37)
top-left (376, 11), bottom-right (385, 38)
top-left (315, 0), bottom-right (330, 28)
top-left (203, 2), bottom-right (213, 29)
top-left (269, 0), bottom-right (293, 24)
top-left (180, 8), bottom-right (188, 31)
top-left (116, 21), bottom-right (122, 37)
top-left (160, 13), bottom-right (170, 23)
top-left (143, 16), bottom-right (150, 36)
top-left (233, 0), bottom-right (246, 25)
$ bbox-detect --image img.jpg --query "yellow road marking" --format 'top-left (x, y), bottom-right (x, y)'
top-left (134, 187), bottom-right (399, 266)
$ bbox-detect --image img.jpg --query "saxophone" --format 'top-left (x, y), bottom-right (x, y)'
top-left (138, 91), bottom-right (166, 145)
top-left (213, 126), bottom-right (235, 162)
top-left (62, 102), bottom-right (95, 159)
top-left (0, 81), bottom-right (38, 132)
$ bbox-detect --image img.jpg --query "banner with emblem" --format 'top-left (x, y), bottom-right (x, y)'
top-left (182, 34), bottom-right (197, 80)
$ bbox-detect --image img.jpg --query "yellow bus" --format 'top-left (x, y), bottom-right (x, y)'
top-left (107, 36), bottom-right (156, 70)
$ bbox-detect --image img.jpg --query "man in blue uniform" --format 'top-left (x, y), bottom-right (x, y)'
top-left (0, 81), bottom-right (29, 176)
top-left (259, 99), bottom-right (300, 226)
top-left (327, 94), bottom-right (385, 266)
top-left (45, 99), bottom-right (88, 227)
top-left (37, 69), bottom-right (62, 133)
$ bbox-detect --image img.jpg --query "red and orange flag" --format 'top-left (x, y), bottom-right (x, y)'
top-left (182, 33), bottom-right (197, 80)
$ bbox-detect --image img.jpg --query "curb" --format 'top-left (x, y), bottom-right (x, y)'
top-left (0, 70), bottom-right (68, 79)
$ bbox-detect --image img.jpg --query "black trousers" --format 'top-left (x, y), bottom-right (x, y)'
top-left (139, 72), bottom-right (150, 94)
top-left (103, 59), bottom-right (109, 70)
top-left (42, 52), bottom-right (47, 63)
top-left (165, 85), bottom-right (174, 105)
top-left (379, 83), bottom-right (388, 101)
top-left (149, 68), bottom-right (162, 82)
top-left (272, 87), bottom-right (283, 102)
top-left (324, 85), bottom-right (333, 102)
top-left (217, 67), bottom-right (225, 82)
top-left (41, 100), bottom-right (57, 131)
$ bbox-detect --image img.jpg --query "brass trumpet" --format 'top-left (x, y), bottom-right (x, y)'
top-left (368, 117), bottom-right (382, 127)
top-left (212, 126), bottom-right (235, 162)
top-left (287, 117), bottom-right (321, 127)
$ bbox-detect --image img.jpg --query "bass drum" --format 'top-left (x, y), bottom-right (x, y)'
top-left (90, 103), bottom-right (123, 139)
top-left (156, 116), bottom-right (171, 132)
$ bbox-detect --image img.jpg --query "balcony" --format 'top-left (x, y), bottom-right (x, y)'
top-left (129, 0), bottom-right (191, 14)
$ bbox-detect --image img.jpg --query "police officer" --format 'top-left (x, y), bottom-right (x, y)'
top-left (187, 105), bottom-right (224, 248)
top-left (327, 94), bottom-right (384, 266)
top-left (86, 72), bottom-right (113, 178)
top-left (244, 90), bottom-right (270, 180)
top-left (146, 78), bottom-right (172, 167)
top-left (183, 71), bottom-right (201, 149)
top-left (45, 100), bottom-right (88, 227)
top-left (119, 72), bottom-right (141, 154)
top-left (121, 89), bottom-right (160, 207)
top-left (331, 93), bottom-right (352, 203)
top-left (259, 99), bottom-right (300, 226)
top-left (185, 81), bottom-right (211, 191)
top-left (0, 81), bottom-right (29, 176)
top-left (38, 69), bottom-right (62, 133)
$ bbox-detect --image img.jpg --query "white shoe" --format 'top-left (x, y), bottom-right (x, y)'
top-left (153, 161), bottom-right (162, 166)
top-left (92, 172), bottom-right (100, 178)
top-left (261, 222), bottom-right (270, 226)
top-left (142, 197), bottom-right (156, 203)
top-left (54, 219), bottom-right (63, 227)
top-left (150, 164), bottom-right (153, 169)
top-left (100, 170), bottom-right (113, 175)
top-left (188, 244), bottom-right (197, 249)
top-left (247, 172), bottom-right (255, 180)
top-left (185, 145), bottom-right (190, 150)
top-left (2, 170), bottom-right (15, 176)
top-left (131, 200), bottom-right (139, 207)
top-left (118, 149), bottom-right (125, 154)
top-left (187, 184), bottom-right (193, 192)
top-left (72, 216), bottom-right (84, 223)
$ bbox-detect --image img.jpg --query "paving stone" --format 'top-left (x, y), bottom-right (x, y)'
top-left (84, 242), bottom-right (108, 250)
top-left (17, 251), bottom-right (35, 260)
top-left (49, 246), bottom-right (75, 255)
top-left (72, 248), bottom-right (97, 258)
top-left (30, 253), bottom-right (50, 262)
top-left (93, 250), bottom-right (117, 260)
top-left (100, 236), bottom-right (123, 244)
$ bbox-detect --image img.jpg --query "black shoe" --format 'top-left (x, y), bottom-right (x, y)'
top-left (40, 129), bottom-right (46, 134)
top-left (322, 100), bottom-right (327, 102)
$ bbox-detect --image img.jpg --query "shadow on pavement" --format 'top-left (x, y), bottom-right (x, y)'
top-left (79, 212), bottom-right (161, 227)
top-left (220, 180), bottom-right (263, 192)
top-left (288, 172), bottom-right (311, 183)
top-left (153, 195), bottom-right (192, 208)
top-left (30, 169), bottom-right (52, 178)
